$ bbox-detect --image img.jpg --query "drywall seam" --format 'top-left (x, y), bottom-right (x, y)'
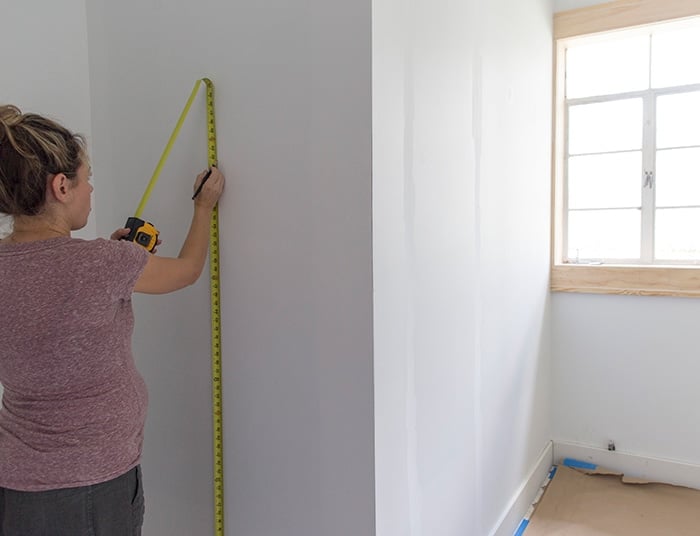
top-left (402, 5), bottom-right (422, 533)
top-left (472, 47), bottom-right (485, 535)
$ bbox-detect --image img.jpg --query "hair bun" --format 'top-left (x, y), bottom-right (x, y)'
top-left (0, 105), bottom-right (22, 129)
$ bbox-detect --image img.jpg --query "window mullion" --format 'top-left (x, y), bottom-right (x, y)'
top-left (640, 92), bottom-right (655, 263)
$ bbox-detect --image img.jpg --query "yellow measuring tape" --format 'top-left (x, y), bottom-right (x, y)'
top-left (205, 80), bottom-right (225, 536)
top-left (134, 78), bottom-right (224, 536)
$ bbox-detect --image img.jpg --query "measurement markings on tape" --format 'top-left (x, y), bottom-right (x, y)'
top-left (203, 78), bottom-right (225, 536)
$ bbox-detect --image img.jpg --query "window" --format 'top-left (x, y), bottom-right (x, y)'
top-left (551, 0), bottom-right (700, 296)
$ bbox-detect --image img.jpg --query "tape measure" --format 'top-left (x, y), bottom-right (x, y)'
top-left (204, 78), bottom-right (225, 536)
top-left (123, 217), bottom-right (159, 252)
top-left (129, 78), bottom-right (224, 535)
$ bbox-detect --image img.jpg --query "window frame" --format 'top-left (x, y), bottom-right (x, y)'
top-left (551, 0), bottom-right (700, 297)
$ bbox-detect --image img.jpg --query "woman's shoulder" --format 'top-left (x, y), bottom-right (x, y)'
top-left (0, 236), bottom-right (149, 273)
top-left (77, 237), bottom-right (149, 261)
top-left (68, 236), bottom-right (138, 250)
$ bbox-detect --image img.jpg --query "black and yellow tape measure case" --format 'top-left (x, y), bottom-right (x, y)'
top-left (123, 216), bottom-right (159, 252)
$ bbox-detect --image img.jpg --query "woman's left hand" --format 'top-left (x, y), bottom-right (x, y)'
top-left (110, 227), bottom-right (130, 241)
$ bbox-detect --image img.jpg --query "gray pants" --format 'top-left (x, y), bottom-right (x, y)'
top-left (0, 466), bottom-right (144, 536)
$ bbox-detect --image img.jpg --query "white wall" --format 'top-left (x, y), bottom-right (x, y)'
top-left (372, 0), bottom-right (553, 534)
top-left (550, 0), bottom-right (700, 469)
top-left (554, 0), bottom-right (604, 11)
top-left (552, 294), bottom-right (700, 462)
top-left (85, 0), bottom-right (374, 535)
top-left (0, 0), bottom-right (95, 238)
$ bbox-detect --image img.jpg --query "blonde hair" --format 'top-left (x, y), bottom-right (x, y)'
top-left (0, 105), bottom-right (86, 216)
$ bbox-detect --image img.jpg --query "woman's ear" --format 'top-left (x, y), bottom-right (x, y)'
top-left (48, 173), bottom-right (70, 201)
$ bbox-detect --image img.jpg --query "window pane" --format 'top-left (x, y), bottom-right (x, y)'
top-left (656, 148), bottom-right (700, 207)
top-left (657, 92), bottom-right (700, 149)
top-left (652, 23), bottom-right (700, 88)
top-left (655, 208), bottom-right (700, 261)
top-left (568, 99), bottom-right (643, 155)
top-left (568, 152), bottom-right (642, 209)
top-left (566, 34), bottom-right (649, 99)
top-left (568, 209), bottom-right (640, 260)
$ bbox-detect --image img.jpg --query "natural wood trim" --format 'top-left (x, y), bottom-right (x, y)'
top-left (550, 40), bottom-right (557, 268)
top-left (551, 264), bottom-right (700, 297)
top-left (554, 0), bottom-right (700, 39)
top-left (551, 40), bottom-right (566, 265)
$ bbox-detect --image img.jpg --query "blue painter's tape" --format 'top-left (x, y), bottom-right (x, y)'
top-left (513, 465), bottom-right (559, 535)
top-left (563, 458), bottom-right (597, 470)
top-left (514, 519), bottom-right (529, 536)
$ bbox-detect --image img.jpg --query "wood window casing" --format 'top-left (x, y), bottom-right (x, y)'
top-left (551, 0), bottom-right (700, 297)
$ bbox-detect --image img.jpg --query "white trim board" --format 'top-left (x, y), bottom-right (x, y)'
top-left (553, 441), bottom-right (700, 490)
top-left (490, 441), bottom-right (553, 536)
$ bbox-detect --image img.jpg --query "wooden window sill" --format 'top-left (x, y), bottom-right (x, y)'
top-left (551, 264), bottom-right (700, 297)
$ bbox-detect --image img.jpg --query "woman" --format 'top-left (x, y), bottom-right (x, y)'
top-left (0, 104), bottom-right (224, 535)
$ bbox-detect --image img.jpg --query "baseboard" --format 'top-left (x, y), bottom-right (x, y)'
top-left (553, 440), bottom-right (700, 490)
top-left (490, 441), bottom-right (553, 536)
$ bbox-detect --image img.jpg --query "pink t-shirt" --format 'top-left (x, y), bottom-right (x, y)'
top-left (0, 237), bottom-right (150, 491)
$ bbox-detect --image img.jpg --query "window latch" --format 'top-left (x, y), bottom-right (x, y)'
top-left (643, 170), bottom-right (655, 188)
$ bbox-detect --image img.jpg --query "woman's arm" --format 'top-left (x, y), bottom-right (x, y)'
top-left (122, 167), bottom-right (225, 294)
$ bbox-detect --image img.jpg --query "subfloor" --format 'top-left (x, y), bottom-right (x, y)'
top-left (520, 461), bottom-right (700, 535)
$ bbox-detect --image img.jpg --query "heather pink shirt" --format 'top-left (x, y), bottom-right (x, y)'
top-left (0, 237), bottom-right (150, 491)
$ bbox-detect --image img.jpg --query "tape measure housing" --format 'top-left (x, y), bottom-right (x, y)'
top-left (123, 216), bottom-right (159, 252)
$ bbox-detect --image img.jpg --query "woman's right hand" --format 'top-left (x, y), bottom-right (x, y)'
top-left (193, 166), bottom-right (225, 210)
